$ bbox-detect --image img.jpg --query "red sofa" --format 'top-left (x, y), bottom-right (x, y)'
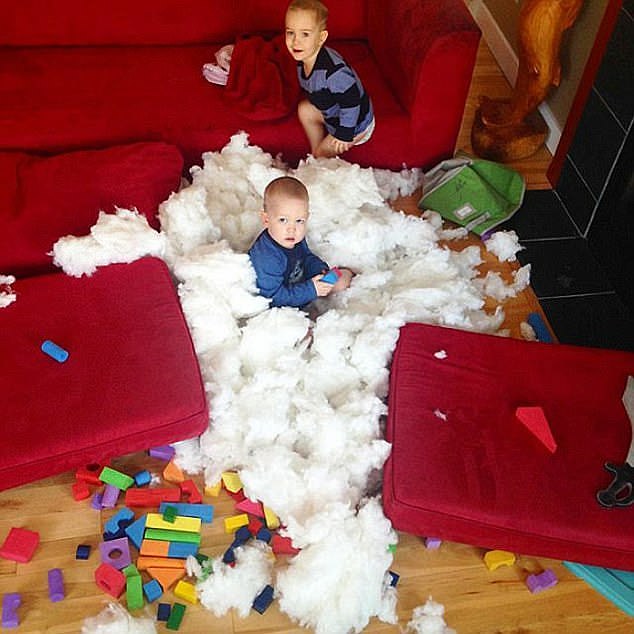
top-left (0, 143), bottom-right (209, 491)
top-left (0, 0), bottom-right (481, 170)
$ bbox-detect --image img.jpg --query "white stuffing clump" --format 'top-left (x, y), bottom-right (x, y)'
top-left (0, 274), bottom-right (16, 308)
top-left (475, 264), bottom-right (531, 301)
top-left (53, 133), bottom-right (519, 632)
top-left (406, 597), bottom-right (456, 634)
top-left (53, 208), bottom-right (166, 277)
top-left (373, 166), bottom-right (423, 200)
top-left (81, 603), bottom-right (156, 634)
top-left (197, 541), bottom-right (274, 618)
top-left (484, 229), bottom-right (524, 262)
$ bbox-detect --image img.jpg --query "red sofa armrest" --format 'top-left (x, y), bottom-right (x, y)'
top-left (367, 0), bottom-right (481, 164)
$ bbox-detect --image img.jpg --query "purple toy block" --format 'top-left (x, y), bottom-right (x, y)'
top-left (2, 593), bottom-right (21, 628)
top-left (48, 568), bottom-right (65, 602)
top-left (91, 491), bottom-right (104, 510)
top-left (526, 569), bottom-right (558, 593)
top-left (101, 484), bottom-right (120, 509)
top-left (99, 536), bottom-right (132, 570)
top-left (149, 445), bottom-right (175, 461)
top-left (425, 537), bottom-right (442, 550)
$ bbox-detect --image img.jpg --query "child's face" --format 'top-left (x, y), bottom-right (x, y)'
top-left (285, 8), bottom-right (327, 68)
top-left (261, 193), bottom-right (309, 249)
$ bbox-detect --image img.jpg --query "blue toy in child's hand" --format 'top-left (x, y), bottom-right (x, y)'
top-left (41, 339), bottom-right (69, 363)
top-left (320, 267), bottom-right (341, 284)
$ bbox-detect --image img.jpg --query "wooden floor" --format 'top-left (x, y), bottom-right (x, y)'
top-left (3, 40), bottom-right (632, 634)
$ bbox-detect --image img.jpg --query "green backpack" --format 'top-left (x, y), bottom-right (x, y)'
top-left (419, 154), bottom-right (525, 237)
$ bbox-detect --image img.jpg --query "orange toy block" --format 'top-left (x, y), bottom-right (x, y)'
top-left (140, 540), bottom-right (170, 557)
top-left (136, 556), bottom-right (186, 571)
top-left (163, 460), bottom-right (185, 483)
top-left (515, 406), bottom-right (557, 453)
top-left (147, 567), bottom-right (186, 590)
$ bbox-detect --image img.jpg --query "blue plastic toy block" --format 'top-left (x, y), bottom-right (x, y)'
top-left (167, 542), bottom-right (199, 558)
top-left (157, 602), bottom-right (171, 621)
top-left (41, 339), bottom-right (69, 363)
top-left (256, 527), bottom-right (272, 543)
top-left (527, 312), bottom-right (554, 343)
top-left (158, 502), bottom-right (214, 523)
top-left (388, 571), bottom-right (400, 587)
top-left (133, 470), bottom-right (152, 487)
top-left (564, 561), bottom-right (634, 616)
top-left (222, 548), bottom-right (236, 564)
top-left (104, 508), bottom-right (135, 535)
top-left (320, 269), bottom-right (340, 284)
top-left (75, 544), bottom-right (91, 560)
top-left (143, 579), bottom-right (163, 603)
top-left (124, 514), bottom-right (147, 550)
top-left (252, 584), bottom-right (274, 614)
top-left (230, 525), bottom-right (252, 549)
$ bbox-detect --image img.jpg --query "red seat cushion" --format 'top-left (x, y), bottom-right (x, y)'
top-left (384, 323), bottom-right (634, 570)
top-left (0, 143), bottom-right (183, 278)
top-left (0, 257), bottom-right (208, 491)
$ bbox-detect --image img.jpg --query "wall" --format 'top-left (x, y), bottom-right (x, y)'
top-left (477, 0), bottom-right (609, 131)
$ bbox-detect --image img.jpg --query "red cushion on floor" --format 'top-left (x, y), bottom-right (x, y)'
top-left (0, 143), bottom-right (183, 278)
top-left (383, 323), bottom-right (634, 570)
top-left (0, 257), bottom-right (208, 491)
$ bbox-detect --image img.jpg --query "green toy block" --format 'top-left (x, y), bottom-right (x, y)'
top-left (166, 602), bottom-right (186, 630)
top-left (123, 564), bottom-right (140, 578)
top-left (99, 466), bottom-right (135, 491)
top-left (162, 505), bottom-right (178, 523)
top-left (144, 528), bottom-right (201, 545)
top-left (126, 573), bottom-right (143, 610)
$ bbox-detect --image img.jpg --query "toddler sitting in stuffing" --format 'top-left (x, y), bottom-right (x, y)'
top-left (249, 176), bottom-right (352, 308)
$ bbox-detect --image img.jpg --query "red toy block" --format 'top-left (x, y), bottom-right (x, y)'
top-left (271, 534), bottom-right (300, 556)
top-left (235, 498), bottom-right (264, 517)
top-left (94, 562), bottom-right (126, 598)
top-left (125, 487), bottom-right (180, 508)
top-left (71, 480), bottom-right (91, 501)
top-left (226, 489), bottom-right (246, 503)
top-left (247, 518), bottom-right (265, 535)
top-left (0, 527), bottom-right (40, 563)
top-left (515, 406), bottom-right (557, 453)
top-left (75, 462), bottom-right (106, 485)
top-left (179, 480), bottom-right (202, 504)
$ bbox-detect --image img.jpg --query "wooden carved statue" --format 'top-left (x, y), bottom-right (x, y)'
top-left (472, 0), bottom-right (584, 162)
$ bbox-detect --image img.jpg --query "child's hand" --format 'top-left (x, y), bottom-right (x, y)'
top-left (332, 267), bottom-right (354, 292)
top-left (312, 274), bottom-right (335, 297)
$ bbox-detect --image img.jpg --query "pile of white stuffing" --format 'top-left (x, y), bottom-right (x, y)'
top-left (51, 134), bottom-right (530, 633)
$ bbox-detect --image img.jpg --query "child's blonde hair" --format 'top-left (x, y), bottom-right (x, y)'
top-left (286, 0), bottom-right (328, 30)
top-left (263, 176), bottom-right (309, 212)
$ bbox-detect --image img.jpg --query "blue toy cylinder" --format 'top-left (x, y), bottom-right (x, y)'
top-left (41, 339), bottom-right (69, 363)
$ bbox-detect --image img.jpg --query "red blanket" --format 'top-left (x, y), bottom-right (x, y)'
top-left (224, 35), bottom-right (301, 121)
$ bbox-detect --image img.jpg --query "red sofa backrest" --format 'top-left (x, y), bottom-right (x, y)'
top-left (1, 0), bottom-right (367, 46)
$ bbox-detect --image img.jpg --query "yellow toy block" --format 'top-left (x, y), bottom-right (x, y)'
top-left (146, 513), bottom-right (202, 533)
top-left (163, 459), bottom-right (185, 483)
top-left (263, 506), bottom-right (280, 530)
top-left (223, 513), bottom-right (249, 533)
top-left (221, 471), bottom-right (243, 493)
top-left (484, 549), bottom-right (516, 571)
top-left (174, 579), bottom-right (198, 604)
top-left (204, 481), bottom-right (222, 497)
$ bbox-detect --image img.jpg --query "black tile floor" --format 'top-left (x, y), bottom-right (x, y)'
top-left (499, 190), bottom-right (634, 351)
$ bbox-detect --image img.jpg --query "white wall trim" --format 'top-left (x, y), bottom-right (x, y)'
top-left (466, 0), bottom-right (561, 154)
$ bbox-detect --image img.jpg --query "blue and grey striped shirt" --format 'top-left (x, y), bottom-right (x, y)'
top-left (298, 46), bottom-right (373, 143)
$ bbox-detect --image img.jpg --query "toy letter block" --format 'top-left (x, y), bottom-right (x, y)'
top-left (95, 563), bottom-right (126, 598)
top-left (48, 568), bottom-right (65, 602)
top-left (174, 579), bottom-right (198, 604)
top-left (515, 406), bottom-right (557, 453)
top-left (224, 514), bottom-right (249, 534)
top-left (146, 513), bottom-right (201, 533)
top-left (0, 527), bottom-right (40, 563)
top-left (147, 567), bottom-right (186, 590)
top-left (100, 466), bottom-right (135, 491)
top-left (125, 487), bottom-right (180, 508)
top-left (484, 549), bottom-right (516, 571)
top-left (221, 471), bottom-right (243, 493)
top-left (2, 593), bottom-right (21, 629)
